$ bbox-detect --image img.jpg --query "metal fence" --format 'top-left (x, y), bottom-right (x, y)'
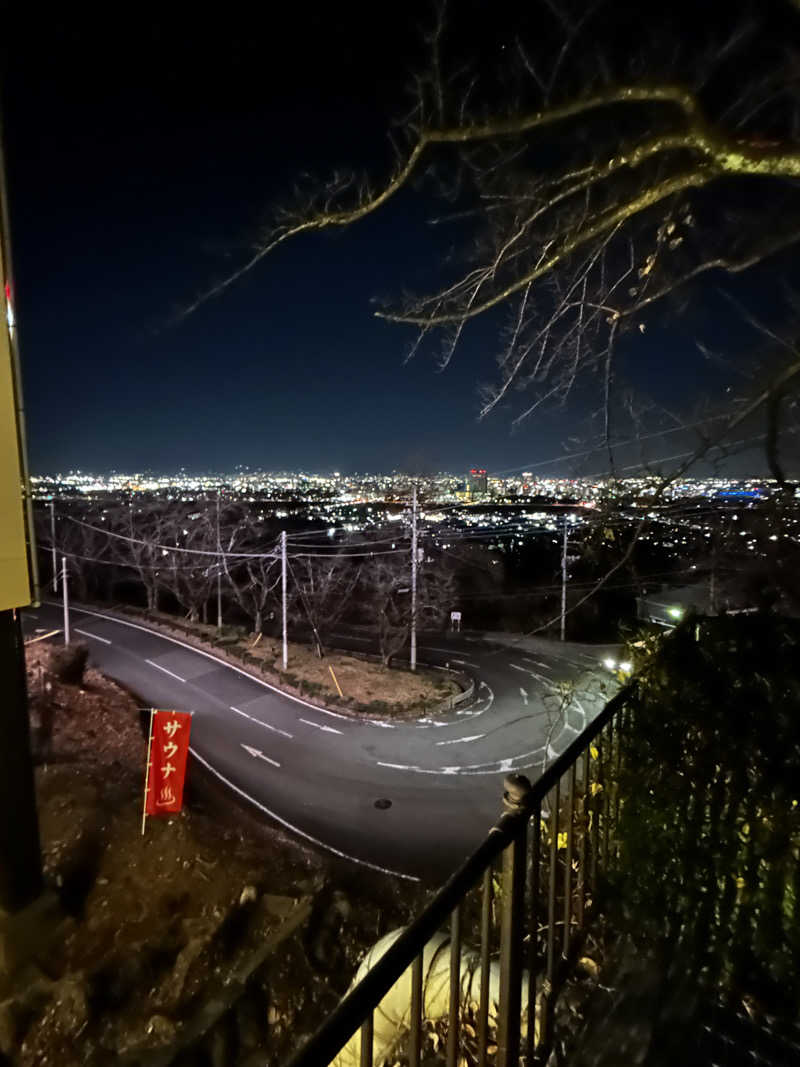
top-left (286, 683), bottom-right (631, 1067)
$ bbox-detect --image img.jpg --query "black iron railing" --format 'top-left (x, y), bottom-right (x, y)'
top-left (286, 683), bottom-right (632, 1067)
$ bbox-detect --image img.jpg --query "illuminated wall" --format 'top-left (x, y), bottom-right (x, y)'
top-left (0, 258), bottom-right (31, 609)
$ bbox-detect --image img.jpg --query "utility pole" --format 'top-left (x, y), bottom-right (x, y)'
top-left (50, 499), bottom-right (57, 594)
top-left (410, 484), bottom-right (418, 672)
top-left (216, 490), bottom-right (222, 631)
top-left (560, 520), bottom-right (568, 643)
top-left (62, 556), bottom-right (69, 646)
top-left (281, 530), bottom-right (288, 671)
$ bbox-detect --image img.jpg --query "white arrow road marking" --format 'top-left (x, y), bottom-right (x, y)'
top-left (146, 659), bottom-right (185, 683)
top-left (509, 663), bottom-right (556, 688)
top-left (522, 658), bottom-right (552, 670)
top-left (75, 628), bottom-right (111, 644)
top-left (240, 744), bottom-right (281, 767)
top-left (299, 718), bottom-right (342, 735)
top-left (520, 687), bottom-right (528, 705)
top-left (230, 705), bottom-right (293, 739)
top-left (435, 733), bottom-right (485, 746)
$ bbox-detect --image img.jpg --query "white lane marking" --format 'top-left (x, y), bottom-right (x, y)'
top-left (75, 628), bottom-right (112, 645)
top-left (299, 718), bottom-right (342, 735)
top-left (520, 687), bottom-right (528, 705)
top-left (420, 646), bottom-right (461, 654)
top-left (377, 742), bottom-right (550, 777)
top-left (189, 747), bottom-right (419, 882)
top-left (230, 705), bottom-right (293, 739)
top-left (509, 663), bottom-right (555, 688)
top-left (42, 602), bottom-right (353, 722)
top-left (145, 659), bottom-right (186, 683)
top-left (366, 720), bottom-right (396, 728)
top-left (378, 762), bottom-right (459, 775)
top-left (522, 658), bottom-right (553, 670)
top-left (240, 743), bottom-right (281, 767)
top-left (449, 659), bottom-right (480, 669)
top-left (435, 733), bottom-right (485, 746)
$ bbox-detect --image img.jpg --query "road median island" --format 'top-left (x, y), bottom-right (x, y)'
top-left (100, 604), bottom-right (472, 721)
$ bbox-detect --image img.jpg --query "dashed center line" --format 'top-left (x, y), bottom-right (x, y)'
top-left (230, 706), bottom-right (293, 739)
top-left (145, 659), bottom-right (186, 683)
top-left (75, 628), bottom-right (112, 645)
top-left (299, 718), bottom-right (342, 735)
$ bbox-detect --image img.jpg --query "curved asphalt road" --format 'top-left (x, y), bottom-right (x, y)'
top-left (23, 603), bottom-right (615, 883)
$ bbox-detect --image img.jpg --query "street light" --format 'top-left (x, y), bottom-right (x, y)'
top-left (667, 606), bottom-right (684, 620)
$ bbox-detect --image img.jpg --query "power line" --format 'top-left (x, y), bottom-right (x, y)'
top-left (487, 416), bottom-right (733, 476)
top-left (65, 516), bottom-right (282, 559)
top-left (289, 548), bottom-right (409, 559)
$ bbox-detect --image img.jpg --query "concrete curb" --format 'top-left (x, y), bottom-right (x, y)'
top-left (75, 603), bottom-right (472, 725)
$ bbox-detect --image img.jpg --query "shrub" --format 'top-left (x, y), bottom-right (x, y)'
top-left (615, 615), bottom-right (800, 1020)
top-left (49, 642), bottom-right (90, 685)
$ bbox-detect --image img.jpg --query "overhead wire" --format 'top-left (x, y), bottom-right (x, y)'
top-left (487, 415), bottom-right (733, 476)
top-left (65, 516), bottom-right (282, 559)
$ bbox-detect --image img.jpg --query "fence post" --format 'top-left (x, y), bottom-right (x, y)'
top-left (497, 773), bottom-right (532, 1067)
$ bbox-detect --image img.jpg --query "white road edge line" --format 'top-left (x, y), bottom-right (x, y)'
top-left (435, 733), bottom-right (485, 746)
top-left (299, 718), bottom-right (342, 735)
top-left (189, 747), bottom-right (419, 882)
top-left (230, 706), bottom-right (293, 739)
top-left (145, 659), bottom-right (186, 683)
top-left (44, 602), bottom-right (354, 722)
top-left (75, 628), bottom-right (112, 645)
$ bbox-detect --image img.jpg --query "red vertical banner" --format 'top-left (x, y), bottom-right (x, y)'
top-left (144, 710), bottom-right (192, 818)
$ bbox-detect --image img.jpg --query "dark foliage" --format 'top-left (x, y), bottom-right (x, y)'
top-left (615, 615), bottom-right (800, 1021)
top-left (50, 642), bottom-right (90, 686)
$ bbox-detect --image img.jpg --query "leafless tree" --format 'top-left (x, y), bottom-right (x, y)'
top-left (185, 0), bottom-right (800, 482)
top-left (104, 502), bottom-right (166, 612)
top-left (155, 506), bottom-right (219, 623)
top-left (358, 554), bottom-right (454, 666)
top-left (35, 503), bottom-right (110, 602)
top-left (221, 513), bottom-right (281, 634)
top-left (287, 552), bottom-right (362, 655)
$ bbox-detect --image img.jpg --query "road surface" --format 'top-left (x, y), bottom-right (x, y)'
top-left (23, 603), bottom-right (616, 882)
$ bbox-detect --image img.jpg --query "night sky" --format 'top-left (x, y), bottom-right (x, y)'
top-left (2, 3), bottom-right (797, 478)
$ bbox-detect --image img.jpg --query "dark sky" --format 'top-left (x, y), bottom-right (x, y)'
top-left (1, 3), bottom-right (796, 478)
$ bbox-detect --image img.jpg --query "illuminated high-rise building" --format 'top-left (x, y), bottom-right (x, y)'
top-left (468, 468), bottom-right (487, 497)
